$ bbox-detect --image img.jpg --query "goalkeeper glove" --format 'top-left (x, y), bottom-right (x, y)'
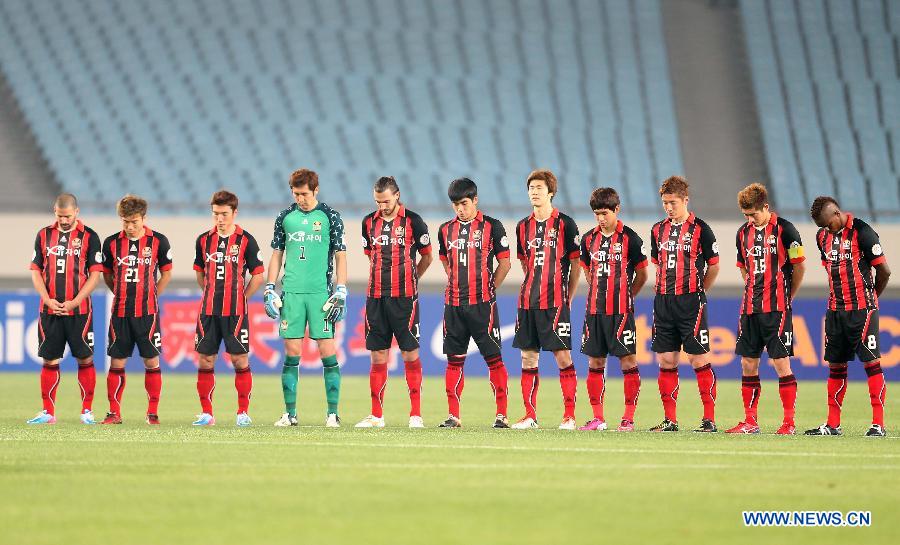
top-left (322, 284), bottom-right (348, 323)
top-left (263, 283), bottom-right (282, 319)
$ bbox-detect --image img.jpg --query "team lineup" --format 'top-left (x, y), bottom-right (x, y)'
top-left (25, 169), bottom-right (891, 436)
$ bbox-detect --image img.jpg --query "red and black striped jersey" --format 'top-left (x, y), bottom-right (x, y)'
top-left (815, 214), bottom-right (885, 311)
top-left (192, 226), bottom-right (264, 316)
top-left (650, 213), bottom-right (719, 295)
top-left (362, 206), bottom-right (432, 298)
top-left (736, 213), bottom-right (805, 315)
top-left (102, 227), bottom-right (173, 318)
top-left (438, 212), bottom-right (510, 306)
top-left (580, 221), bottom-right (648, 315)
top-left (516, 208), bottom-right (580, 310)
top-left (30, 220), bottom-right (103, 315)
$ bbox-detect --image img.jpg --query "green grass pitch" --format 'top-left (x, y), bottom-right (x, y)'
top-left (1, 372), bottom-right (898, 545)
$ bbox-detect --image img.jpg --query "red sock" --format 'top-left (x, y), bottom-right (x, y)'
top-left (658, 367), bottom-right (679, 422)
top-left (694, 363), bottom-right (717, 421)
top-left (778, 374), bottom-right (797, 424)
top-left (827, 364), bottom-right (848, 428)
top-left (445, 355), bottom-right (465, 418)
top-left (145, 367), bottom-right (162, 415)
top-left (234, 366), bottom-right (252, 413)
top-left (77, 361), bottom-right (95, 411)
top-left (486, 355), bottom-right (509, 416)
top-left (521, 368), bottom-right (540, 419)
top-left (622, 366), bottom-right (641, 422)
top-left (865, 362), bottom-right (886, 427)
top-left (586, 367), bottom-right (606, 420)
top-left (741, 375), bottom-right (761, 424)
top-left (197, 368), bottom-right (215, 415)
top-left (559, 365), bottom-right (577, 419)
top-left (40, 363), bottom-right (60, 415)
top-left (107, 368), bottom-right (126, 415)
top-left (405, 359), bottom-right (423, 417)
top-left (370, 363), bottom-right (388, 418)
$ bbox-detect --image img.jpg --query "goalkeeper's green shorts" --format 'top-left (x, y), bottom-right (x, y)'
top-left (279, 292), bottom-right (334, 340)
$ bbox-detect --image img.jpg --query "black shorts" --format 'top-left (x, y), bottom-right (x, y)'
top-left (443, 301), bottom-right (502, 357)
top-left (365, 297), bottom-right (420, 352)
top-left (37, 312), bottom-right (95, 360)
top-left (108, 315), bottom-right (161, 359)
top-left (651, 293), bottom-right (710, 355)
top-left (824, 309), bottom-right (881, 363)
top-left (513, 306), bottom-right (572, 352)
top-left (735, 311), bottom-right (793, 359)
top-left (195, 314), bottom-right (250, 356)
top-left (581, 312), bottom-right (637, 358)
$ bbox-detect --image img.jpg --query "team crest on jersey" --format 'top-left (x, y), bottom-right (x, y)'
top-left (547, 228), bottom-right (557, 238)
top-left (313, 221), bottom-right (322, 232)
top-left (395, 226), bottom-right (405, 236)
top-left (472, 230), bottom-right (482, 241)
top-left (767, 235), bottom-right (777, 246)
top-left (843, 240), bottom-right (851, 250)
top-left (280, 320), bottom-right (288, 330)
top-left (230, 244), bottom-right (240, 256)
top-left (612, 243), bottom-right (622, 253)
top-left (682, 232), bottom-right (692, 242)
top-left (143, 247), bottom-right (152, 258)
top-left (71, 237), bottom-right (81, 248)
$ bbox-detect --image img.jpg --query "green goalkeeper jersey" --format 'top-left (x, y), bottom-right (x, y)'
top-left (271, 202), bottom-right (346, 294)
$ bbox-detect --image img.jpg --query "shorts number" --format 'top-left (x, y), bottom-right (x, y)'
top-left (622, 329), bottom-right (635, 345)
top-left (698, 329), bottom-right (709, 344)
top-left (557, 322), bottom-right (571, 337)
top-left (412, 323), bottom-right (420, 338)
top-left (867, 335), bottom-right (878, 350)
top-left (458, 252), bottom-right (467, 266)
top-left (666, 253), bottom-right (676, 269)
top-left (153, 332), bottom-right (161, 348)
top-left (534, 251), bottom-right (545, 266)
top-left (124, 267), bottom-right (139, 283)
top-left (57, 258), bottom-right (66, 274)
top-left (86, 331), bottom-right (94, 348)
top-left (783, 331), bottom-right (793, 346)
top-left (492, 327), bottom-right (500, 339)
top-left (216, 265), bottom-right (225, 280)
top-left (239, 329), bottom-right (249, 345)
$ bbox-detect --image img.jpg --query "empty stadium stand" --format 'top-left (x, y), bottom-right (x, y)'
top-left (742, 0), bottom-right (900, 221)
top-left (0, 0), bottom-right (683, 218)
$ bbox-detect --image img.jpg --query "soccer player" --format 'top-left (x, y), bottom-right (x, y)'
top-left (727, 183), bottom-right (805, 435)
top-left (805, 196), bottom-right (891, 437)
top-left (192, 190), bottom-right (265, 426)
top-left (264, 169), bottom-right (348, 428)
top-left (100, 195), bottom-right (173, 425)
top-left (27, 194), bottom-right (103, 424)
top-left (577, 188), bottom-right (648, 432)
top-left (356, 176), bottom-right (433, 428)
top-left (511, 169), bottom-right (581, 430)
top-left (436, 178), bottom-right (512, 428)
top-left (649, 176), bottom-right (720, 432)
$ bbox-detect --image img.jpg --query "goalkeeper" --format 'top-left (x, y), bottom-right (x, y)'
top-left (265, 169), bottom-right (348, 427)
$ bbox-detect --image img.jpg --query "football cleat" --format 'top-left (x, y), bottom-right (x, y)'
top-left (438, 415), bottom-right (462, 428)
top-left (558, 417), bottom-right (577, 430)
top-left (146, 413), bottom-right (160, 425)
top-left (80, 409), bottom-right (96, 425)
top-left (649, 418), bottom-right (679, 432)
top-left (775, 422), bottom-right (795, 435)
top-left (725, 421), bottom-right (760, 434)
top-left (26, 410), bottom-right (56, 425)
top-left (578, 418), bottom-right (608, 431)
top-left (325, 413), bottom-right (341, 428)
top-left (492, 414), bottom-right (510, 428)
top-left (408, 416), bottom-right (424, 428)
top-left (274, 413), bottom-right (298, 427)
top-left (355, 415), bottom-right (385, 428)
top-left (192, 413), bottom-right (216, 426)
top-left (693, 418), bottom-right (718, 433)
top-left (236, 412), bottom-right (252, 427)
top-left (865, 424), bottom-right (886, 437)
top-left (511, 416), bottom-right (539, 429)
top-left (101, 412), bottom-right (123, 425)
top-left (616, 419), bottom-right (635, 432)
top-left (804, 423), bottom-right (842, 436)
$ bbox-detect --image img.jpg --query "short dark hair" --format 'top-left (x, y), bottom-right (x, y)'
top-left (448, 178), bottom-right (478, 202)
top-left (810, 195), bottom-right (839, 222)
top-left (374, 176), bottom-right (400, 194)
top-left (526, 169), bottom-right (558, 196)
top-left (54, 193), bottom-right (78, 209)
top-left (289, 169), bottom-right (319, 191)
top-left (589, 187), bottom-right (620, 211)
top-left (210, 190), bottom-right (239, 211)
top-left (117, 194), bottom-right (148, 217)
top-left (659, 175), bottom-right (689, 197)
